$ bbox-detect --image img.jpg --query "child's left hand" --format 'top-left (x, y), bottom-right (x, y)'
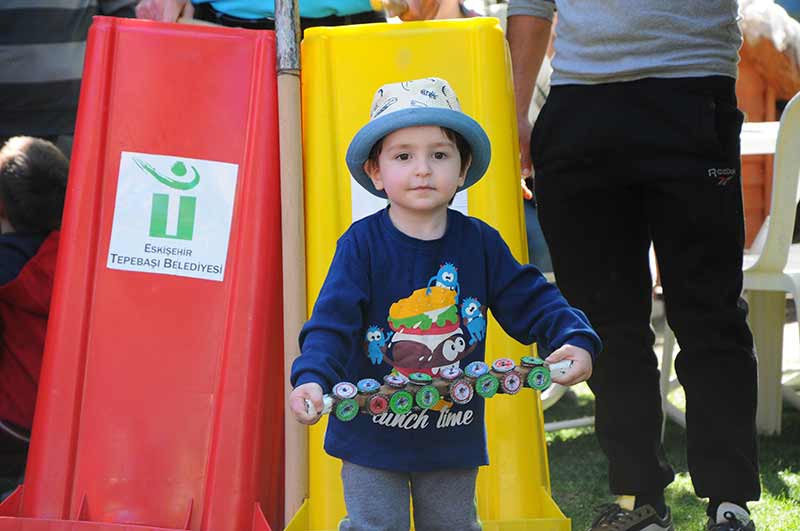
top-left (546, 344), bottom-right (593, 385)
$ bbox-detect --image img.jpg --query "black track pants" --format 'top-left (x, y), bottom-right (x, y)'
top-left (532, 76), bottom-right (760, 501)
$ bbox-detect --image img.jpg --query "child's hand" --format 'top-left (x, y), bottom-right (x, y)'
top-left (546, 344), bottom-right (593, 385)
top-left (289, 382), bottom-right (325, 425)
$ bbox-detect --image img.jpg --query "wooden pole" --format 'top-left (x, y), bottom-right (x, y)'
top-left (275, 0), bottom-right (308, 523)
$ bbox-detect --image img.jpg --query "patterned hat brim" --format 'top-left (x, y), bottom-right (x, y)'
top-left (346, 107), bottom-right (491, 199)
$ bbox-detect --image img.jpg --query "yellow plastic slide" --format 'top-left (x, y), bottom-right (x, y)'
top-left (286, 18), bottom-right (570, 531)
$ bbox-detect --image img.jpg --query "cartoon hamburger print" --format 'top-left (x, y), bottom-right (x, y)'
top-left (367, 263), bottom-right (482, 378)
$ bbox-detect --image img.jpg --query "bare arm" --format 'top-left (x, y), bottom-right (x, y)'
top-left (507, 15), bottom-right (552, 195)
top-left (397, 0), bottom-right (441, 20)
top-left (135, 0), bottom-right (193, 21)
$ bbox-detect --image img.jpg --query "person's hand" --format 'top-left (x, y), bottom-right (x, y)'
top-left (546, 344), bottom-right (592, 385)
top-left (289, 382), bottom-right (325, 425)
top-left (521, 170), bottom-right (534, 201)
top-left (397, 0), bottom-right (441, 21)
top-left (518, 118), bottom-right (534, 200)
top-left (135, 0), bottom-right (194, 22)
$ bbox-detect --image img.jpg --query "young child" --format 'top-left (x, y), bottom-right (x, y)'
top-left (0, 137), bottom-right (67, 483)
top-left (288, 77), bottom-right (601, 530)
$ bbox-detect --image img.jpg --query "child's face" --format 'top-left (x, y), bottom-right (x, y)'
top-left (364, 126), bottom-right (469, 214)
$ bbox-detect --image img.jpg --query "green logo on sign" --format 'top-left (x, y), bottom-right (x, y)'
top-left (135, 158), bottom-right (200, 241)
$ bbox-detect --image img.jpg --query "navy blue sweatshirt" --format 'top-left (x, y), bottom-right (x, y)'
top-left (0, 233), bottom-right (47, 285)
top-left (291, 208), bottom-right (601, 472)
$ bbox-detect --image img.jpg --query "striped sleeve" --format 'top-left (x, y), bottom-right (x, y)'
top-left (0, 0), bottom-right (134, 137)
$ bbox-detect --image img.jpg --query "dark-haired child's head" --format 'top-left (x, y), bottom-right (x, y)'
top-left (0, 137), bottom-right (68, 234)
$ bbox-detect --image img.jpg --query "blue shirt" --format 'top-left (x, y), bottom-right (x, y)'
top-left (777, 0), bottom-right (800, 17)
top-left (0, 233), bottom-right (46, 286)
top-left (291, 208), bottom-right (601, 472)
top-left (197, 0), bottom-right (373, 19)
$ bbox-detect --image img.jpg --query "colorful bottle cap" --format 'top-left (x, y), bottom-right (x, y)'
top-left (357, 378), bottom-right (381, 394)
top-left (389, 390), bottom-right (414, 415)
top-left (527, 366), bottom-right (551, 391)
top-left (464, 361), bottom-right (489, 379)
top-left (449, 379), bottom-right (474, 405)
top-left (491, 358), bottom-right (516, 373)
top-left (521, 355), bottom-right (544, 368)
top-left (500, 371), bottom-right (522, 394)
top-left (334, 398), bottom-right (359, 422)
top-left (408, 372), bottom-right (433, 385)
top-left (475, 373), bottom-right (499, 398)
top-left (384, 373), bottom-right (408, 388)
top-left (368, 393), bottom-right (389, 416)
top-left (415, 385), bottom-right (440, 409)
top-left (332, 381), bottom-right (357, 400)
top-left (440, 365), bottom-right (463, 381)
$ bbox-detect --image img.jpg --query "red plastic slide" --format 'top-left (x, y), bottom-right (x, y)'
top-left (0, 17), bottom-right (284, 531)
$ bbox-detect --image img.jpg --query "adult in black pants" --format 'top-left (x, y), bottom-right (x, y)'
top-left (508, 2), bottom-right (759, 531)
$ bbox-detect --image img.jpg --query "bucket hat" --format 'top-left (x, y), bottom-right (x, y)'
top-left (346, 77), bottom-right (491, 198)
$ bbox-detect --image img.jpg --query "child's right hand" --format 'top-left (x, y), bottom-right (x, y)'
top-left (289, 382), bottom-right (325, 425)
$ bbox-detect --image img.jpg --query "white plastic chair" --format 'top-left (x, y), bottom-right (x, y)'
top-left (661, 92), bottom-right (800, 436)
top-left (740, 92), bottom-right (800, 435)
top-left (659, 323), bottom-right (684, 442)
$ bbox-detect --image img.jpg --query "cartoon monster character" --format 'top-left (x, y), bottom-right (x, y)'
top-left (365, 325), bottom-right (393, 365)
top-left (390, 331), bottom-right (469, 377)
top-left (461, 297), bottom-right (486, 345)
top-left (426, 262), bottom-right (460, 302)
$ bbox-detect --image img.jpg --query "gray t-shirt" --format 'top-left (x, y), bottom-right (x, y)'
top-left (506, 0), bottom-right (742, 85)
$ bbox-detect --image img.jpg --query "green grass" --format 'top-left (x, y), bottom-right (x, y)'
top-left (544, 383), bottom-right (800, 531)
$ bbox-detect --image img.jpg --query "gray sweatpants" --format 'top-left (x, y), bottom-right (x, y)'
top-left (339, 461), bottom-right (482, 531)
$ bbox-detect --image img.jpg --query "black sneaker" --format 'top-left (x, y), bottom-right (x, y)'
top-left (588, 503), bottom-right (674, 531)
top-left (706, 503), bottom-right (756, 530)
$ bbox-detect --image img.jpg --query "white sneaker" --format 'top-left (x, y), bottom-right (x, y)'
top-left (705, 502), bottom-right (755, 531)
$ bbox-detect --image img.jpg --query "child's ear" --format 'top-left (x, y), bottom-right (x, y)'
top-left (363, 160), bottom-right (385, 191)
top-left (458, 154), bottom-right (473, 187)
